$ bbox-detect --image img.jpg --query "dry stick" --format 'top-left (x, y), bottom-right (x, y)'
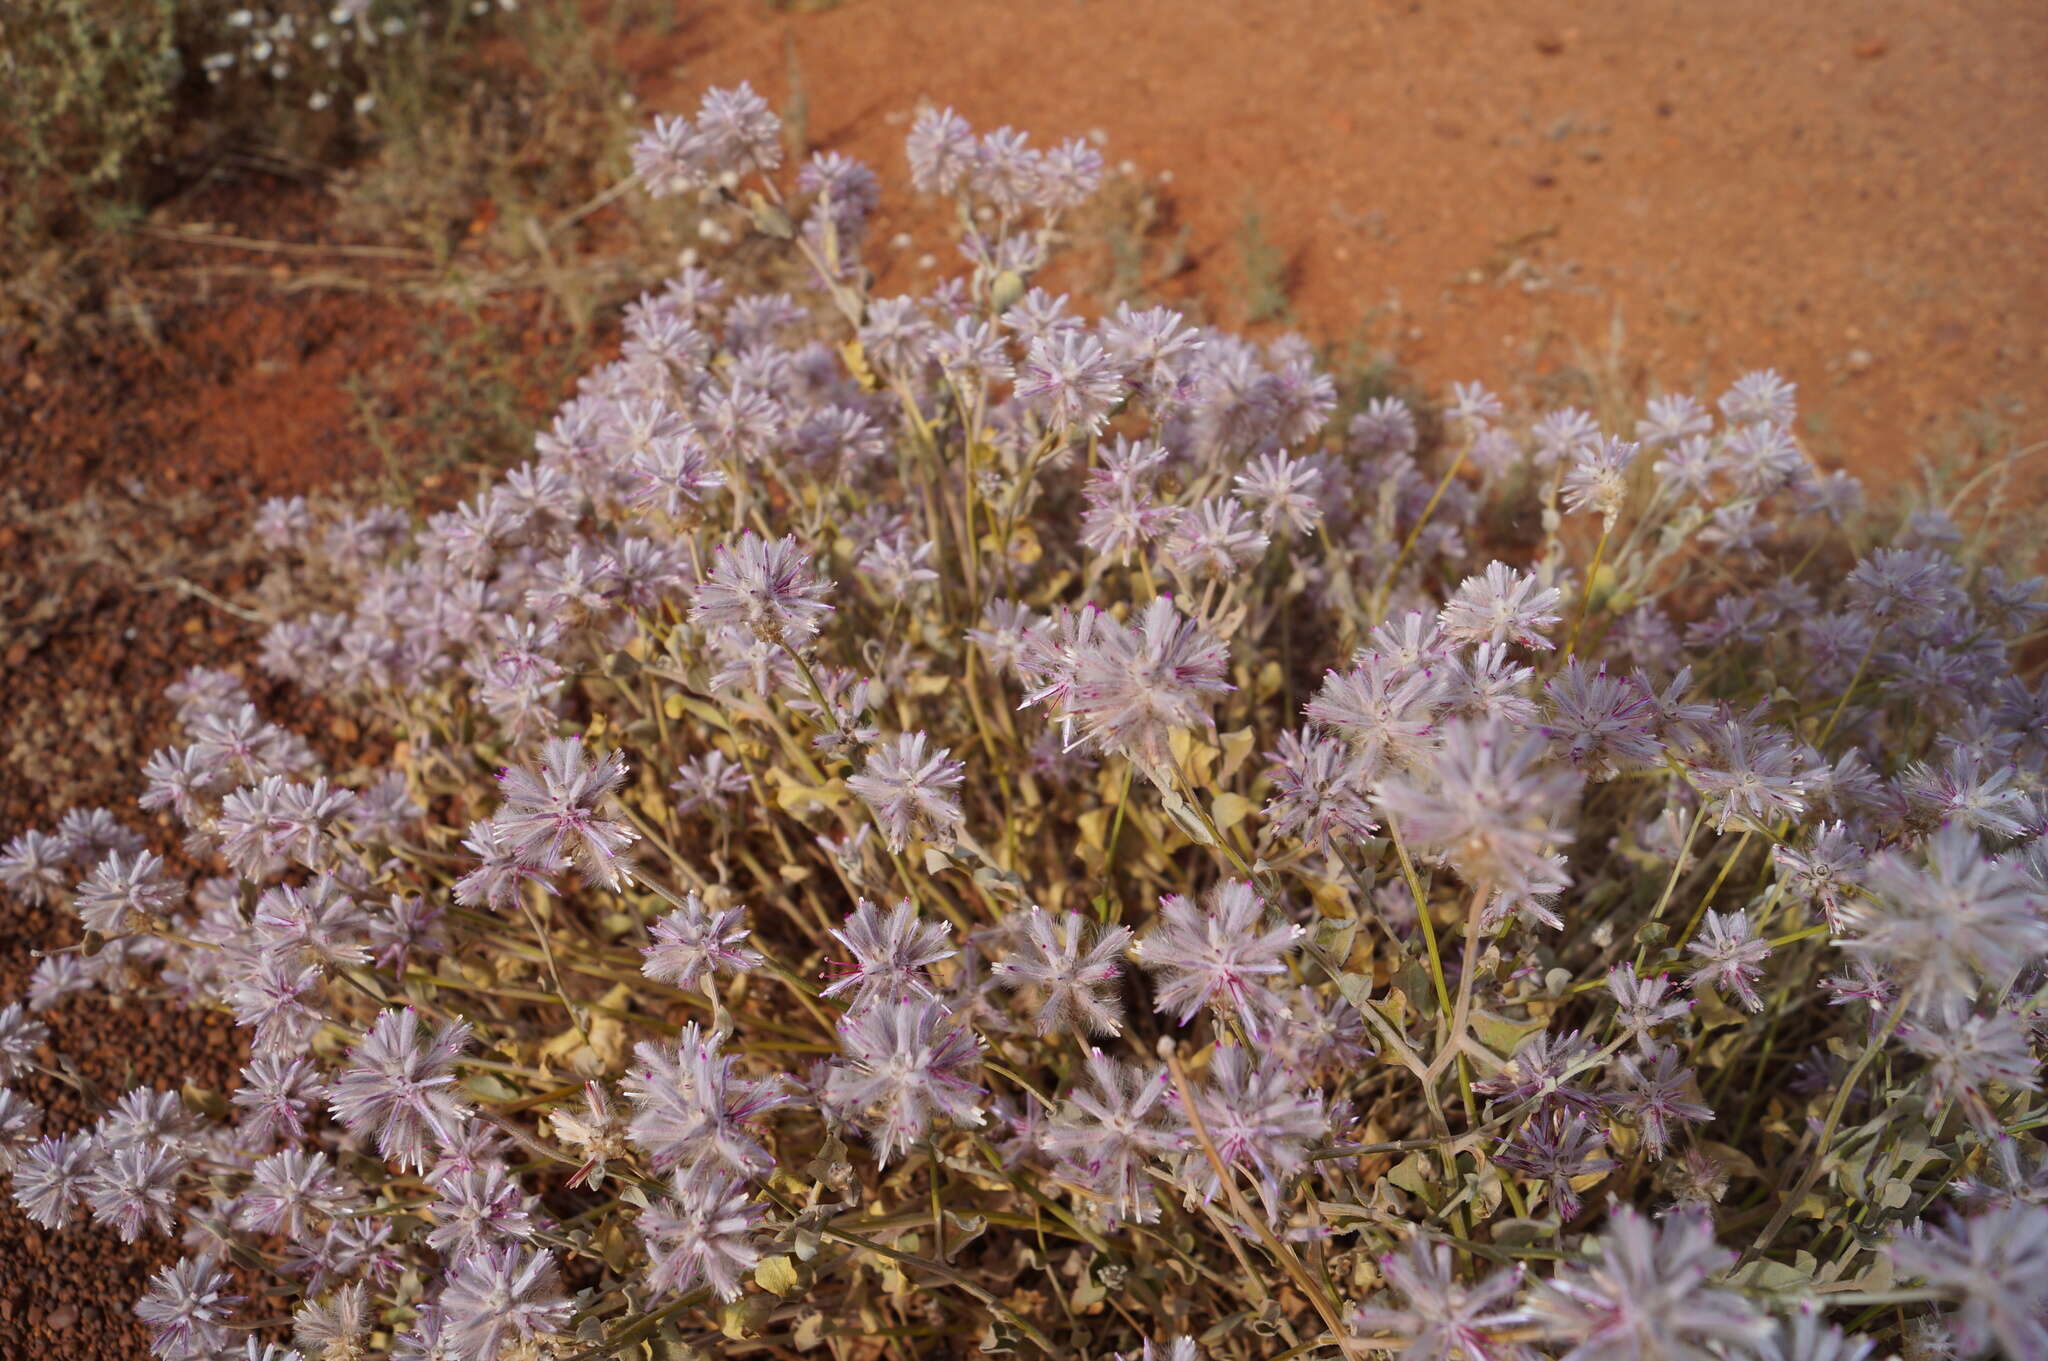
top-left (133, 224), bottom-right (432, 261)
top-left (147, 575), bottom-right (269, 623)
top-left (1163, 1044), bottom-right (1366, 1361)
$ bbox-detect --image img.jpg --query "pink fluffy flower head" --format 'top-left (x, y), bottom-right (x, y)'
top-left (328, 1009), bottom-right (474, 1174)
top-left (1136, 879), bottom-right (1300, 1039)
top-left (492, 736), bottom-right (638, 891)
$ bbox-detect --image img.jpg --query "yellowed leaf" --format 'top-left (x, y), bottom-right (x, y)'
top-left (1217, 727), bottom-right (1259, 783)
top-left (838, 339), bottom-right (877, 391)
top-left (1076, 807), bottom-right (1109, 852)
top-left (755, 1255), bottom-right (801, 1297)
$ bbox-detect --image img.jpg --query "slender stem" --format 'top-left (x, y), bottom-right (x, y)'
top-left (1376, 438), bottom-right (1470, 614)
top-left (1673, 828), bottom-right (1753, 954)
top-left (1434, 880), bottom-right (1490, 1124)
top-left (1815, 627), bottom-right (1885, 749)
top-left (1746, 989), bottom-right (1912, 1261)
top-left (1386, 816), bottom-right (1455, 1026)
top-left (1100, 760), bottom-right (1137, 921)
top-left (1645, 798), bottom-right (1705, 929)
top-left (1163, 1045), bottom-right (1365, 1359)
top-left (1563, 522), bottom-right (1612, 659)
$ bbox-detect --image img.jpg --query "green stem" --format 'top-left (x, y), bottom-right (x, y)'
top-left (1563, 521), bottom-right (1612, 659)
top-left (1746, 989), bottom-right (1913, 1261)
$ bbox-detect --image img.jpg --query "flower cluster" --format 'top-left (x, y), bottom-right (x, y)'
top-left (2, 88), bottom-right (2044, 1361)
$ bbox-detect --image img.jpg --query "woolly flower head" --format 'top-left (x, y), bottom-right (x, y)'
top-left (136, 1253), bottom-right (239, 1360)
top-left (1118, 1340), bottom-right (1200, 1361)
top-left (294, 1282), bottom-right (371, 1361)
top-left (846, 731), bottom-right (966, 854)
top-left (906, 105), bottom-right (976, 195)
top-left (1262, 729), bottom-right (1378, 856)
top-left (0, 1002), bottom-right (49, 1083)
top-left (1304, 653), bottom-right (1446, 775)
top-left (820, 897), bottom-right (955, 1012)
top-left (826, 998), bottom-right (986, 1165)
top-left (438, 1243), bottom-right (573, 1361)
top-left (1532, 1205), bottom-right (1769, 1359)
top-left (630, 83), bottom-right (782, 198)
top-left (327, 1009), bottom-right (473, 1174)
top-left (639, 1167), bottom-right (765, 1302)
top-left (1607, 964), bottom-right (1692, 1050)
top-left (1233, 449), bottom-right (1323, 536)
top-left (1350, 1235), bottom-right (1533, 1361)
top-left (1440, 562), bottom-right (1564, 651)
top-left (85, 1141), bottom-right (183, 1242)
top-left (1561, 436), bottom-right (1639, 527)
top-left (1886, 1202), bottom-right (2048, 1361)
top-left (1016, 331), bottom-right (1125, 435)
top-left (1373, 718), bottom-right (1582, 900)
top-left (1038, 597), bottom-right (1233, 789)
top-left (1043, 1050), bottom-right (1184, 1225)
top-left (11, 1132), bottom-right (92, 1228)
top-left (622, 1024), bottom-right (790, 1180)
top-left (1686, 909), bottom-right (1771, 1012)
top-left (641, 895), bottom-right (763, 990)
top-left (690, 533), bottom-right (834, 648)
top-left (492, 736), bottom-right (637, 891)
top-left (1175, 1041), bottom-right (1327, 1216)
top-left (74, 849), bottom-right (181, 935)
top-left (0, 829), bottom-right (70, 906)
top-left (1136, 879), bottom-right (1300, 1038)
top-left (1840, 822), bottom-right (2048, 1021)
top-left (630, 114), bottom-right (705, 198)
top-left (695, 82), bottom-right (783, 174)
top-left (990, 908), bottom-right (1134, 1037)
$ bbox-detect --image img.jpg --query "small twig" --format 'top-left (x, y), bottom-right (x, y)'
top-left (147, 575), bottom-right (268, 624)
top-left (135, 224), bottom-right (431, 262)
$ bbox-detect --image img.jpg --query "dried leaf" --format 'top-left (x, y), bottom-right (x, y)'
top-left (754, 1254), bottom-right (801, 1297)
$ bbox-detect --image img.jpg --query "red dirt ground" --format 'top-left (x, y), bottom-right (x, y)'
top-left (2, 0), bottom-right (2043, 1351)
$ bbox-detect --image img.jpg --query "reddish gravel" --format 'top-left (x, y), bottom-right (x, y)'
top-left (0, 174), bottom-right (554, 1357)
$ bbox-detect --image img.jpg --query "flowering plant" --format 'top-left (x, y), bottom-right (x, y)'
top-left (5, 81), bottom-right (2046, 1361)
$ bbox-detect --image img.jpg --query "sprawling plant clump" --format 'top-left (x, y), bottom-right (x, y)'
top-left (5, 85), bottom-right (2046, 1361)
